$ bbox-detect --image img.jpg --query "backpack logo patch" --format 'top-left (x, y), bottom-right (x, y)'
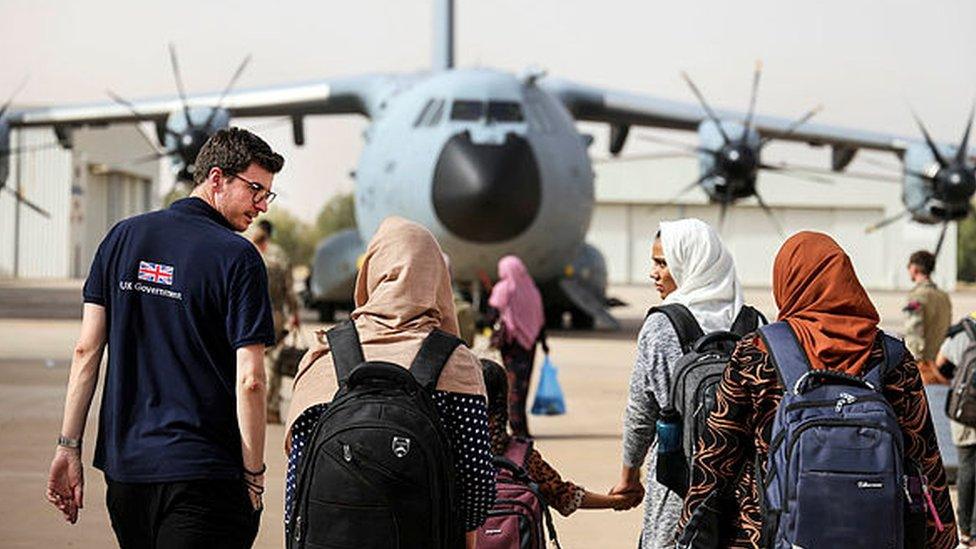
top-left (857, 481), bottom-right (883, 489)
top-left (392, 436), bottom-right (411, 458)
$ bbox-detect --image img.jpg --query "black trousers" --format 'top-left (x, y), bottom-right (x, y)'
top-left (106, 478), bottom-right (261, 549)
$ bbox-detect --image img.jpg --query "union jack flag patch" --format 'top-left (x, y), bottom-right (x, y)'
top-left (138, 261), bottom-right (174, 285)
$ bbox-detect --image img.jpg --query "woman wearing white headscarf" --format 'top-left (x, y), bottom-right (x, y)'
top-left (610, 218), bottom-right (745, 549)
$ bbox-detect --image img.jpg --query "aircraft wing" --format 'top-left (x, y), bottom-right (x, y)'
top-left (7, 74), bottom-right (395, 129)
top-left (541, 77), bottom-right (917, 158)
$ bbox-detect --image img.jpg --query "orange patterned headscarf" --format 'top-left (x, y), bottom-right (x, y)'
top-left (772, 232), bottom-right (880, 376)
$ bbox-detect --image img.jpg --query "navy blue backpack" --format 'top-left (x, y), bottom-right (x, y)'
top-left (758, 322), bottom-right (908, 549)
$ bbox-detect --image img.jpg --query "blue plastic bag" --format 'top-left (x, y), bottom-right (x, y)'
top-left (531, 354), bottom-right (566, 416)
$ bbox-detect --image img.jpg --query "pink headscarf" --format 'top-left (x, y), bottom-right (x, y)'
top-left (489, 255), bottom-right (545, 350)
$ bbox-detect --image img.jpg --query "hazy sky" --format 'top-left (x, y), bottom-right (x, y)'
top-left (2, 0), bottom-right (975, 221)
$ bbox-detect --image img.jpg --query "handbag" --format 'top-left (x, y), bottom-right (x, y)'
top-left (275, 329), bottom-right (308, 378)
top-left (531, 354), bottom-right (566, 416)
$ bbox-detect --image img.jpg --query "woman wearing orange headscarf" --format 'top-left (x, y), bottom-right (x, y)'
top-left (677, 232), bottom-right (956, 548)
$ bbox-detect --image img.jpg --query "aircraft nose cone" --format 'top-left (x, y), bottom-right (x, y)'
top-left (432, 132), bottom-right (541, 243)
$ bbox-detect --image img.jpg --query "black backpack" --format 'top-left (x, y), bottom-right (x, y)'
top-left (288, 320), bottom-right (464, 549)
top-left (946, 318), bottom-right (976, 427)
top-left (648, 303), bottom-right (763, 496)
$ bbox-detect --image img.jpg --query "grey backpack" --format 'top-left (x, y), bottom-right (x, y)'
top-left (649, 303), bottom-right (764, 496)
top-left (946, 318), bottom-right (976, 426)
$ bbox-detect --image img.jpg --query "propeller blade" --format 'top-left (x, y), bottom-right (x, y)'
top-left (743, 60), bottom-right (762, 136)
top-left (205, 53), bottom-right (252, 129)
top-left (905, 168), bottom-right (938, 182)
top-left (759, 163), bottom-right (834, 185)
top-left (168, 43), bottom-right (193, 128)
top-left (910, 108), bottom-right (948, 168)
top-left (759, 104), bottom-right (823, 148)
top-left (865, 209), bottom-right (910, 233)
top-left (636, 133), bottom-right (718, 155)
top-left (245, 117), bottom-right (294, 132)
top-left (957, 101), bottom-right (975, 164)
top-left (649, 170), bottom-right (714, 213)
top-left (760, 162), bottom-right (901, 183)
top-left (935, 221), bottom-right (949, 257)
top-left (718, 181), bottom-right (735, 232)
top-left (106, 90), bottom-right (165, 154)
top-left (859, 156), bottom-right (905, 173)
top-left (681, 71), bottom-right (731, 144)
top-left (3, 186), bottom-right (50, 218)
top-left (592, 151), bottom-right (695, 164)
top-left (0, 74), bottom-right (29, 119)
top-left (754, 191), bottom-right (784, 237)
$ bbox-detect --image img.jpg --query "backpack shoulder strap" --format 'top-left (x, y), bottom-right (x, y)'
top-left (325, 320), bottom-right (365, 386)
top-left (962, 319), bottom-right (976, 343)
top-left (867, 332), bottom-right (905, 389)
top-left (757, 321), bottom-right (811, 395)
top-left (409, 329), bottom-right (463, 391)
top-left (503, 437), bottom-right (534, 468)
top-left (730, 305), bottom-right (767, 336)
top-left (648, 303), bottom-right (704, 353)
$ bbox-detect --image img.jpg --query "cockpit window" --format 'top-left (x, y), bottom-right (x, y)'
top-left (487, 101), bottom-right (523, 122)
top-left (413, 99), bottom-right (435, 127)
top-left (451, 100), bottom-right (484, 121)
top-left (428, 100), bottom-right (445, 125)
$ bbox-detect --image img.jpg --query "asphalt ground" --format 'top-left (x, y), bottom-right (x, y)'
top-left (1, 283), bottom-right (974, 547)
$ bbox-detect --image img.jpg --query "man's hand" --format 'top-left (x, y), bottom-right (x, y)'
top-left (46, 447), bottom-right (84, 524)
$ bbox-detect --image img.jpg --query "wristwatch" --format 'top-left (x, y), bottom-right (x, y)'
top-left (57, 435), bottom-right (81, 449)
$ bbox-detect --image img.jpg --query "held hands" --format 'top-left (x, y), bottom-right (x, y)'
top-left (607, 489), bottom-right (643, 511)
top-left (46, 446), bottom-right (84, 524)
top-left (608, 468), bottom-right (645, 512)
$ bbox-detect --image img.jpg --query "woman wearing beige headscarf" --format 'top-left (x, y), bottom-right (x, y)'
top-left (284, 217), bottom-right (494, 545)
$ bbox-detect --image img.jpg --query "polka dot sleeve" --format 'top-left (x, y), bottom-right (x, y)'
top-left (432, 391), bottom-right (497, 532)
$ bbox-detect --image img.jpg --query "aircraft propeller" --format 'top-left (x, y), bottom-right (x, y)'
top-left (864, 105), bottom-right (976, 257)
top-left (610, 62), bottom-right (860, 234)
top-left (106, 44), bottom-right (251, 181)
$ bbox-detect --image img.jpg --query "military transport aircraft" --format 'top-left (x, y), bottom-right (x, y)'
top-left (2, 0), bottom-right (974, 328)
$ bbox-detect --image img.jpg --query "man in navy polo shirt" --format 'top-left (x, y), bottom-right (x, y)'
top-left (46, 128), bottom-right (284, 548)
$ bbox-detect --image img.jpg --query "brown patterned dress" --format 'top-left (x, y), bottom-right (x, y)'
top-left (678, 332), bottom-right (957, 549)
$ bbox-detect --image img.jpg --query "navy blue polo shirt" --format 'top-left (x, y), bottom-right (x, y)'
top-left (83, 197), bottom-right (275, 482)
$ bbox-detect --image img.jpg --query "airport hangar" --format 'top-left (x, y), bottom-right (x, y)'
top-left (587, 153), bottom-right (958, 292)
top-left (0, 126), bottom-right (162, 279)
top-left (0, 126), bottom-right (958, 293)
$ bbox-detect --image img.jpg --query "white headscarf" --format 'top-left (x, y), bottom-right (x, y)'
top-left (658, 218), bottom-right (744, 333)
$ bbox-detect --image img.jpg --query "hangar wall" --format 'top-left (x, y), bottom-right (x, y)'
top-left (587, 156), bottom-right (957, 291)
top-left (0, 125), bottom-right (161, 279)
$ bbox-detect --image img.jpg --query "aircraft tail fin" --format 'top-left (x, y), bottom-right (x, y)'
top-left (432, 0), bottom-right (454, 70)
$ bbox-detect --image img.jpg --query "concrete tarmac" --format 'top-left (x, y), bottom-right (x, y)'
top-left (1, 283), bottom-right (973, 547)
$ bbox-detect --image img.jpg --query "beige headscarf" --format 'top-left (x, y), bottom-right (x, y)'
top-left (285, 217), bottom-right (486, 446)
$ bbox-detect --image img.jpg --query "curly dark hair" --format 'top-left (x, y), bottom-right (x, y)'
top-left (908, 250), bottom-right (936, 276)
top-left (481, 358), bottom-right (509, 416)
top-left (192, 127), bottom-right (284, 185)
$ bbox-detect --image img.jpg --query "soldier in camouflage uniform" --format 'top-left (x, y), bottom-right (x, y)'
top-left (249, 219), bottom-right (300, 423)
top-left (904, 250), bottom-right (952, 383)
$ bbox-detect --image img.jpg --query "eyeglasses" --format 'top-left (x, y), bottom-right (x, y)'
top-left (227, 172), bottom-right (277, 205)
